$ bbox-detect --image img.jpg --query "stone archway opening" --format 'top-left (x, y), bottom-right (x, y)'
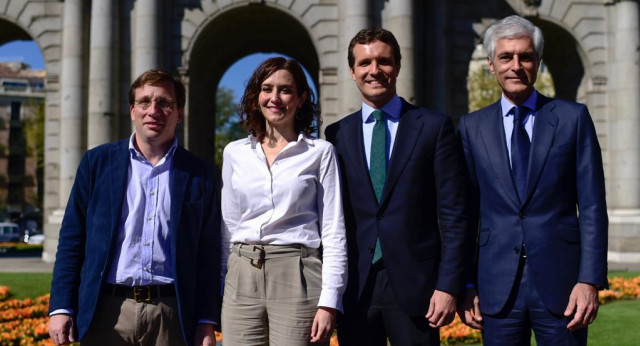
top-left (186, 6), bottom-right (319, 166)
top-left (531, 18), bottom-right (584, 102)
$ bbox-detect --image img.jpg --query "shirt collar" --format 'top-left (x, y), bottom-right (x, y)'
top-left (500, 90), bottom-right (538, 117)
top-left (361, 94), bottom-right (402, 123)
top-left (128, 132), bottom-right (178, 162)
top-left (244, 132), bottom-right (315, 148)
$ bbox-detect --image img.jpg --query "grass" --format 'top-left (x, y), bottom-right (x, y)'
top-left (0, 272), bottom-right (52, 299)
top-left (608, 271), bottom-right (639, 279)
top-left (587, 299), bottom-right (640, 345)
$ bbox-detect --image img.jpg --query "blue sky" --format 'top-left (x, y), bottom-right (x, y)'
top-left (0, 40), bottom-right (316, 104)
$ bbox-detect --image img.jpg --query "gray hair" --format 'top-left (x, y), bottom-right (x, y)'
top-left (483, 15), bottom-right (544, 62)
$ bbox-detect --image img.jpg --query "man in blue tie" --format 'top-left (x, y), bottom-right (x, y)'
top-left (48, 69), bottom-right (221, 346)
top-left (457, 15), bottom-right (608, 345)
top-left (325, 27), bottom-right (470, 345)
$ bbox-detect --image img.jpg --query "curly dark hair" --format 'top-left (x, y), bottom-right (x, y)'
top-left (238, 57), bottom-right (321, 140)
top-left (128, 69), bottom-right (186, 109)
top-left (348, 27), bottom-right (402, 69)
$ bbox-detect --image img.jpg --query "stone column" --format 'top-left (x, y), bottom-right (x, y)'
top-left (338, 0), bottom-right (372, 117)
top-left (607, 0), bottom-right (640, 266)
top-left (43, 0), bottom-right (86, 263)
top-left (383, 0), bottom-right (414, 103)
top-left (87, 0), bottom-right (115, 148)
top-left (134, 0), bottom-right (161, 77)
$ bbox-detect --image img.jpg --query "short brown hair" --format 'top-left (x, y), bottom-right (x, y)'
top-left (238, 57), bottom-right (320, 140)
top-left (348, 27), bottom-right (402, 69)
top-left (128, 69), bottom-right (186, 109)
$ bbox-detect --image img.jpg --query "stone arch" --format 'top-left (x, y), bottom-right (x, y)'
top-left (179, 1), bottom-right (335, 165)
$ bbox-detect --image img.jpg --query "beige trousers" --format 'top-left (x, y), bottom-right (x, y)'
top-left (81, 294), bottom-right (186, 346)
top-left (221, 244), bottom-right (327, 346)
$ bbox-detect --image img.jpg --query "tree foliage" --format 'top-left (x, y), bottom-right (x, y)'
top-left (214, 86), bottom-right (245, 169)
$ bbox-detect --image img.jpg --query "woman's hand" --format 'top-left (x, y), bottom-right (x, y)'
top-left (310, 306), bottom-right (336, 343)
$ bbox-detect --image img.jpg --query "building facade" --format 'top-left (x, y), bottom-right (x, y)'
top-left (0, 62), bottom-right (43, 225)
top-left (0, 0), bottom-right (638, 267)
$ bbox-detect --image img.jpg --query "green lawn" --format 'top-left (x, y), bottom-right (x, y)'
top-left (608, 270), bottom-right (639, 279)
top-left (587, 299), bottom-right (640, 345)
top-left (0, 272), bottom-right (52, 299)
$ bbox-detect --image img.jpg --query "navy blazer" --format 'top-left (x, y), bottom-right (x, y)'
top-left (458, 94), bottom-right (608, 315)
top-left (325, 99), bottom-right (469, 316)
top-left (49, 139), bottom-right (221, 345)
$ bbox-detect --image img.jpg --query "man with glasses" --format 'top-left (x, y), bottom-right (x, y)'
top-left (48, 69), bottom-right (221, 346)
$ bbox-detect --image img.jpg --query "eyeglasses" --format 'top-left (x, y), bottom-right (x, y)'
top-left (134, 99), bottom-right (176, 111)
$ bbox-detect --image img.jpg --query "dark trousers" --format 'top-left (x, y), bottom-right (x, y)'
top-left (337, 263), bottom-right (439, 346)
top-left (482, 258), bottom-right (588, 346)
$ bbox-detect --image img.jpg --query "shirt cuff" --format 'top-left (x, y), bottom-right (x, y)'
top-left (318, 288), bottom-right (343, 313)
top-left (50, 308), bottom-right (74, 316)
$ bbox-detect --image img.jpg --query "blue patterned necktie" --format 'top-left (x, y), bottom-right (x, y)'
top-left (370, 109), bottom-right (386, 263)
top-left (511, 106), bottom-right (530, 202)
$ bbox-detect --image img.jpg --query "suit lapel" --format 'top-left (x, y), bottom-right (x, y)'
top-left (170, 147), bottom-right (190, 259)
top-left (342, 112), bottom-right (379, 204)
top-left (383, 102), bottom-right (422, 204)
top-left (524, 95), bottom-right (558, 204)
top-left (478, 102), bottom-right (521, 207)
top-left (109, 141), bottom-right (130, 241)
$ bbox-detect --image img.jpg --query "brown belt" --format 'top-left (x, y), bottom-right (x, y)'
top-left (105, 283), bottom-right (175, 303)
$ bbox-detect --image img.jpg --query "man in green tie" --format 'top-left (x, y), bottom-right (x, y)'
top-left (325, 27), bottom-right (471, 346)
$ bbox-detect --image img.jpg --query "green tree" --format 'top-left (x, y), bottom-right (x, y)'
top-left (215, 86), bottom-right (245, 169)
top-left (23, 101), bottom-right (44, 210)
top-left (467, 63), bottom-right (556, 113)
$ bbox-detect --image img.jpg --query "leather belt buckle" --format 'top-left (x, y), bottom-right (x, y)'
top-left (250, 246), bottom-right (265, 269)
top-left (133, 286), bottom-right (153, 302)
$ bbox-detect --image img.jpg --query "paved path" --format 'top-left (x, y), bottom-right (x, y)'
top-left (0, 255), bottom-right (53, 273)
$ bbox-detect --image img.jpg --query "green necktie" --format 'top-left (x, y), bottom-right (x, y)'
top-left (370, 109), bottom-right (386, 263)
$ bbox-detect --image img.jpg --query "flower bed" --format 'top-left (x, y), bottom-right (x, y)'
top-left (1, 275), bottom-right (638, 345)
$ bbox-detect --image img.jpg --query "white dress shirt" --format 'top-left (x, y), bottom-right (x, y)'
top-left (361, 94), bottom-right (402, 167)
top-left (221, 133), bottom-right (348, 311)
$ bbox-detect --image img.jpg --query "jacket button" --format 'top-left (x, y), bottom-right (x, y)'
top-left (513, 246), bottom-right (520, 254)
top-left (368, 247), bottom-right (374, 253)
top-left (519, 212), bottom-right (526, 219)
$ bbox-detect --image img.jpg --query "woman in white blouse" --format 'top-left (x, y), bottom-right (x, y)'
top-left (220, 57), bottom-right (347, 346)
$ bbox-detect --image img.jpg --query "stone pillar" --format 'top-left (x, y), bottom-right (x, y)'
top-left (338, 0), bottom-right (372, 117)
top-left (607, 0), bottom-right (640, 267)
top-left (383, 0), bottom-right (414, 103)
top-left (133, 0), bottom-right (161, 77)
top-left (43, 0), bottom-right (86, 263)
top-left (87, 0), bottom-right (115, 148)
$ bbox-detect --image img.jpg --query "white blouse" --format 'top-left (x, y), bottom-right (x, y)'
top-left (221, 133), bottom-right (347, 311)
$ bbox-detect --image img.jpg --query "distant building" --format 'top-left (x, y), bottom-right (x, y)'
top-left (0, 62), bottom-right (44, 224)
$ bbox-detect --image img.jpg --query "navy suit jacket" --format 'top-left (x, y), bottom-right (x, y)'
top-left (49, 139), bottom-right (221, 345)
top-left (325, 99), bottom-right (469, 316)
top-left (458, 94), bottom-right (608, 315)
